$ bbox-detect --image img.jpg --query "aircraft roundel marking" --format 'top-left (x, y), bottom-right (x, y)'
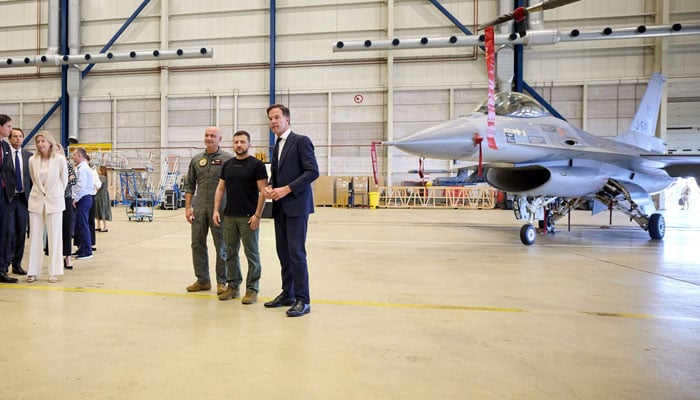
top-left (354, 94), bottom-right (364, 104)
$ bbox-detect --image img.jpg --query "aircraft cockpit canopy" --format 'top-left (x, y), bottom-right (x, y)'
top-left (474, 92), bottom-right (550, 118)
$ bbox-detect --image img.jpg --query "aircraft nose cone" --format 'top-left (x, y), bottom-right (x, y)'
top-left (393, 117), bottom-right (479, 160)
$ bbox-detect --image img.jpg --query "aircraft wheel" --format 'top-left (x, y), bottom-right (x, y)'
top-left (520, 224), bottom-right (536, 245)
top-left (648, 213), bottom-right (665, 240)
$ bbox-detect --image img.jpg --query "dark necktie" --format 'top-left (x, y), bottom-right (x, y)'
top-left (15, 150), bottom-right (23, 193)
top-left (273, 136), bottom-right (282, 167)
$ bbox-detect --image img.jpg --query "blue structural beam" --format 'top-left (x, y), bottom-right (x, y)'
top-left (427, 0), bottom-right (565, 121)
top-left (27, 0), bottom-right (152, 148)
top-left (269, 0), bottom-right (276, 160)
top-left (510, 0), bottom-right (563, 120)
top-left (427, 0), bottom-right (473, 36)
top-left (523, 81), bottom-right (566, 120)
top-left (25, 101), bottom-right (61, 148)
top-left (82, 0), bottom-right (151, 78)
top-left (513, 0), bottom-right (524, 93)
top-left (60, 0), bottom-right (69, 149)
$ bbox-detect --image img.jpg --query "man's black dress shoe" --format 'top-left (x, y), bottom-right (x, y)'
top-left (12, 266), bottom-right (27, 275)
top-left (264, 293), bottom-right (296, 308)
top-left (286, 300), bottom-right (311, 317)
top-left (0, 272), bottom-right (19, 283)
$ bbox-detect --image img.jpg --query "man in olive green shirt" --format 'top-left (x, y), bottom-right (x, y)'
top-left (184, 126), bottom-right (232, 294)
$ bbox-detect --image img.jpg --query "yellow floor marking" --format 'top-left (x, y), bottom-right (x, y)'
top-left (580, 311), bottom-right (654, 319)
top-left (3, 284), bottom-right (696, 321)
top-left (4, 284), bottom-right (213, 299)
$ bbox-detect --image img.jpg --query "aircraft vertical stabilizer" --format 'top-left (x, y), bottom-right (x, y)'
top-left (613, 72), bottom-right (667, 153)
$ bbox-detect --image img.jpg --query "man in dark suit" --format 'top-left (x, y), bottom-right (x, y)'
top-left (263, 104), bottom-right (319, 317)
top-left (0, 114), bottom-right (18, 283)
top-left (7, 128), bottom-right (33, 275)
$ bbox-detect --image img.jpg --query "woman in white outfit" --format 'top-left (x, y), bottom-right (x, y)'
top-left (26, 131), bottom-right (68, 283)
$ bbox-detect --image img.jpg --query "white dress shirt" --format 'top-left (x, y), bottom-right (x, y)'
top-left (277, 128), bottom-right (291, 160)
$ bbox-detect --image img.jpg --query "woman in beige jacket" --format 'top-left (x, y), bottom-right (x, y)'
top-left (26, 131), bottom-right (68, 283)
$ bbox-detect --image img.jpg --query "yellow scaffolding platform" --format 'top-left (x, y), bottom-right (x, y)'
top-left (379, 186), bottom-right (496, 209)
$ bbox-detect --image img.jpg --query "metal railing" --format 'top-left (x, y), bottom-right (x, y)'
top-left (379, 186), bottom-right (496, 209)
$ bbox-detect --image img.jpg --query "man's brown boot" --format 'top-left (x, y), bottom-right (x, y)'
top-left (186, 281), bottom-right (211, 292)
top-left (242, 290), bottom-right (258, 305)
top-left (216, 283), bottom-right (227, 295)
top-left (218, 285), bottom-right (240, 301)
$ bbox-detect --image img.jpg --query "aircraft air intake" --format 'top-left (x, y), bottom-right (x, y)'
top-left (486, 166), bottom-right (608, 197)
top-left (485, 166), bottom-right (550, 193)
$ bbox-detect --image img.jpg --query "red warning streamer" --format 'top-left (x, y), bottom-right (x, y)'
top-left (370, 141), bottom-right (379, 185)
top-left (485, 26), bottom-right (499, 150)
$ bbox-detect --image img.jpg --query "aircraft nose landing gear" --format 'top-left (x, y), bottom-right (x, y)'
top-left (520, 224), bottom-right (536, 245)
top-left (514, 196), bottom-right (562, 245)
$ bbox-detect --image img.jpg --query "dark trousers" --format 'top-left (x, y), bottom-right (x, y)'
top-left (89, 195), bottom-right (96, 247)
top-left (7, 195), bottom-right (28, 268)
top-left (62, 196), bottom-right (74, 257)
top-left (74, 195), bottom-right (93, 257)
top-left (274, 211), bottom-right (310, 303)
top-left (0, 194), bottom-right (8, 273)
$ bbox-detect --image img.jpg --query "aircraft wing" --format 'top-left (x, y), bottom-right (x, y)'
top-left (641, 154), bottom-right (700, 182)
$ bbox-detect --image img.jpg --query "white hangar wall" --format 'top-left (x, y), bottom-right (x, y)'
top-left (0, 0), bottom-right (699, 182)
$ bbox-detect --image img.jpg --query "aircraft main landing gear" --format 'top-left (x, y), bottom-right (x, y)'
top-left (648, 213), bottom-right (665, 240)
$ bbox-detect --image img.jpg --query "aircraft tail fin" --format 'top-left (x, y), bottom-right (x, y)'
top-left (613, 72), bottom-right (667, 153)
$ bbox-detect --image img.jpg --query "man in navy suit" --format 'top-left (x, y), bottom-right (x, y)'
top-left (263, 104), bottom-right (319, 317)
top-left (0, 114), bottom-right (18, 283)
top-left (7, 128), bottom-right (33, 275)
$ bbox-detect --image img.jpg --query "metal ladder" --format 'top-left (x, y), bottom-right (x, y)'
top-left (156, 155), bottom-right (180, 206)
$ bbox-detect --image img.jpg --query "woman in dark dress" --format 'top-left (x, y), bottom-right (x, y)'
top-left (57, 144), bottom-right (77, 269)
top-left (95, 165), bottom-right (112, 232)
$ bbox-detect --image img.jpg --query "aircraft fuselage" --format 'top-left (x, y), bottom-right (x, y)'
top-left (393, 112), bottom-right (674, 198)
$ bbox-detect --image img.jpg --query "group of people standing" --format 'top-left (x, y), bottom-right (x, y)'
top-left (0, 114), bottom-right (110, 284)
top-left (185, 104), bottom-right (319, 317)
top-left (1, 104), bottom-right (318, 318)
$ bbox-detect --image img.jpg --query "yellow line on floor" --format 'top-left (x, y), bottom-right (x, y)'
top-left (3, 284), bottom-right (693, 321)
top-left (3, 284), bottom-right (213, 300)
top-left (580, 311), bottom-right (654, 319)
top-left (313, 298), bottom-right (526, 313)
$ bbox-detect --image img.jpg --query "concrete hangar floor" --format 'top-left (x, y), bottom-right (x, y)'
top-left (1, 205), bottom-right (698, 399)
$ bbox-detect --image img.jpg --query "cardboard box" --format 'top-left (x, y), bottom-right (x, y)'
top-left (313, 176), bottom-right (335, 206)
top-left (351, 176), bottom-right (369, 206)
top-left (334, 176), bottom-right (352, 207)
